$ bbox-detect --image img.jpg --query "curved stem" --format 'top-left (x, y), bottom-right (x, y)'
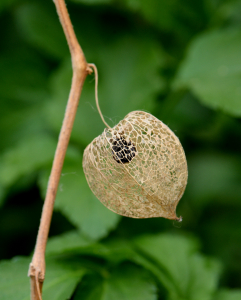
top-left (28, 0), bottom-right (90, 299)
top-left (88, 63), bottom-right (111, 129)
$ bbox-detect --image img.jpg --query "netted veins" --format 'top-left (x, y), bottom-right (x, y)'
top-left (83, 111), bottom-right (188, 220)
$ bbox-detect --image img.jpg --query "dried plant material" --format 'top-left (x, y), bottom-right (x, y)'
top-left (83, 111), bottom-right (188, 220)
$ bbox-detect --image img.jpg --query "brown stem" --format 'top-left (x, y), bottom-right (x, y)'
top-left (28, 0), bottom-right (91, 299)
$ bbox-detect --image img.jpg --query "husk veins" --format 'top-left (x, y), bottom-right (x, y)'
top-left (83, 111), bottom-right (188, 220)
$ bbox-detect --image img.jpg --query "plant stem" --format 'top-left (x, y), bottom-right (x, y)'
top-left (88, 63), bottom-right (111, 129)
top-left (28, 0), bottom-right (91, 299)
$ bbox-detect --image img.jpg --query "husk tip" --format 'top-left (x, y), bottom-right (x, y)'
top-left (176, 215), bottom-right (182, 222)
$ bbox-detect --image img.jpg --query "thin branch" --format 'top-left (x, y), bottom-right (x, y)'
top-left (88, 64), bottom-right (111, 129)
top-left (28, 0), bottom-right (91, 299)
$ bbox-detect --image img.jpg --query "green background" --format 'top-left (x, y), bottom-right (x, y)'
top-left (0, 0), bottom-right (241, 299)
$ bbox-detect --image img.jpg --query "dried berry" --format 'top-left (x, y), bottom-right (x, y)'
top-left (111, 135), bottom-right (136, 164)
top-left (83, 111), bottom-right (188, 220)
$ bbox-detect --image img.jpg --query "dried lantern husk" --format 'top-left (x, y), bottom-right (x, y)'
top-left (83, 111), bottom-right (188, 220)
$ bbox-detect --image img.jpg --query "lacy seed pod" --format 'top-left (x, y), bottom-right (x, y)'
top-left (83, 110), bottom-right (188, 220)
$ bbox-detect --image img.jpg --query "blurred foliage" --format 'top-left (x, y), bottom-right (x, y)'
top-left (0, 0), bottom-right (241, 299)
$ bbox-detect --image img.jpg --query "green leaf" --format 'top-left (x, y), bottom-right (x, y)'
top-left (0, 257), bottom-right (30, 300)
top-left (43, 259), bottom-right (86, 300)
top-left (0, 103), bottom-right (47, 153)
top-left (174, 28), bottom-right (241, 116)
top-left (72, 273), bottom-right (104, 300)
top-left (101, 238), bottom-right (138, 264)
top-left (186, 152), bottom-right (241, 208)
top-left (15, 2), bottom-right (69, 59)
top-left (0, 49), bottom-right (49, 103)
top-left (0, 134), bottom-right (57, 187)
top-left (124, 0), bottom-right (180, 31)
top-left (123, 0), bottom-right (206, 42)
top-left (44, 35), bottom-right (165, 145)
top-left (0, 256), bottom-right (85, 300)
top-left (47, 231), bottom-right (136, 263)
top-left (213, 0), bottom-right (241, 27)
top-left (46, 230), bottom-right (94, 256)
top-left (134, 234), bottom-right (221, 300)
top-left (213, 289), bottom-right (241, 300)
top-left (39, 159), bottom-right (121, 240)
top-left (187, 255), bottom-right (221, 300)
top-left (74, 264), bottom-right (157, 300)
top-left (47, 231), bottom-right (138, 264)
top-left (0, 49), bottom-right (50, 152)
